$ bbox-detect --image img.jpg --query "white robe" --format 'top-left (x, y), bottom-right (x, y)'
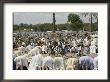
top-left (91, 40), bottom-right (96, 46)
top-left (42, 56), bottom-right (54, 70)
top-left (27, 46), bottom-right (41, 62)
top-left (90, 45), bottom-right (96, 54)
top-left (93, 56), bottom-right (98, 70)
top-left (25, 45), bottom-right (33, 52)
top-left (41, 45), bottom-right (47, 53)
top-left (18, 46), bottom-right (25, 54)
top-left (22, 42), bottom-right (26, 46)
top-left (53, 57), bottom-right (65, 70)
top-left (28, 54), bottom-right (44, 70)
top-left (14, 55), bottom-right (28, 69)
top-left (70, 47), bottom-right (75, 52)
top-left (72, 40), bottom-right (76, 47)
top-left (13, 50), bottom-right (22, 58)
top-left (84, 38), bottom-right (90, 46)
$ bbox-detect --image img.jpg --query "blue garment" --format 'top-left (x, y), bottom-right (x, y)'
top-left (79, 56), bottom-right (94, 70)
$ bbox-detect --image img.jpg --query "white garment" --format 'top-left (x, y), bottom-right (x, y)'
top-left (41, 38), bottom-right (46, 43)
top-left (22, 55), bottom-right (28, 68)
top-left (91, 40), bottom-right (96, 46)
top-left (13, 37), bottom-right (16, 42)
top-left (72, 40), bottom-right (76, 47)
top-left (93, 38), bottom-right (97, 46)
top-left (28, 46), bottom-right (40, 56)
top-left (22, 42), bottom-right (26, 46)
top-left (13, 50), bottom-right (22, 57)
top-left (93, 56), bottom-right (98, 70)
top-left (70, 47), bottom-right (75, 52)
top-left (14, 55), bottom-right (28, 69)
top-left (58, 42), bottom-right (60, 45)
top-left (62, 44), bottom-right (65, 49)
top-left (78, 46), bottom-right (81, 51)
top-left (41, 45), bottom-right (47, 52)
top-left (42, 56), bottom-right (54, 70)
top-left (84, 38), bottom-right (90, 46)
top-left (90, 45), bottom-right (96, 54)
top-left (25, 45), bottom-right (33, 52)
top-left (18, 46), bottom-right (25, 54)
top-left (77, 39), bottom-right (81, 44)
top-left (28, 54), bottom-right (44, 70)
top-left (53, 57), bottom-right (65, 70)
top-left (27, 46), bottom-right (41, 62)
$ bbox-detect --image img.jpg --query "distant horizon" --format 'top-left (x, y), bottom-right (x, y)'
top-left (13, 12), bottom-right (97, 25)
top-left (13, 22), bottom-right (97, 25)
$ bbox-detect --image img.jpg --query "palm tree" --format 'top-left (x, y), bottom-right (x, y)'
top-left (81, 12), bottom-right (98, 32)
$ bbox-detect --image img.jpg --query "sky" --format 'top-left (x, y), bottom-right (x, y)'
top-left (13, 12), bottom-right (97, 25)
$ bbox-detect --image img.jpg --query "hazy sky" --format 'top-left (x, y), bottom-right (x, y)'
top-left (13, 12), bottom-right (97, 25)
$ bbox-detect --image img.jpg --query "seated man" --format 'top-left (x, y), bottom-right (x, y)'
top-left (14, 54), bottom-right (28, 70)
top-left (28, 53), bottom-right (44, 70)
top-left (42, 54), bottom-right (54, 70)
top-left (79, 54), bottom-right (94, 70)
top-left (53, 54), bottom-right (65, 70)
top-left (66, 54), bottom-right (79, 70)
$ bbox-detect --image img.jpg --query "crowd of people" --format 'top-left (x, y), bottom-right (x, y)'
top-left (13, 31), bottom-right (98, 70)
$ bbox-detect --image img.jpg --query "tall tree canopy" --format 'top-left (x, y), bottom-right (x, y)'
top-left (67, 13), bottom-right (83, 31)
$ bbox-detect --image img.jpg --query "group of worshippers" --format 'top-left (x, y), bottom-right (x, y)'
top-left (13, 31), bottom-right (98, 70)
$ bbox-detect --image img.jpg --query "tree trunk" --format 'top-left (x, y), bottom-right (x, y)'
top-left (90, 14), bottom-right (93, 32)
top-left (53, 13), bottom-right (56, 32)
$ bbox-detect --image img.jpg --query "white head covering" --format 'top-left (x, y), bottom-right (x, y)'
top-left (28, 54), bottom-right (44, 70)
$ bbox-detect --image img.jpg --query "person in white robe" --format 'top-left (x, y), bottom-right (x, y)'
top-left (13, 49), bottom-right (22, 58)
top-left (90, 45), bottom-right (97, 54)
top-left (14, 54), bottom-right (28, 70)
top-left (42, 55), bottom-right (54, 70)
top-left (27, 46), bottom-right (41, 63)
top-left (70, 47), bottom-right (75, 53)
top-left (93, 56), bottom-right (98, 70)
top-left (41, 44), bottom-right (47, 54)
top-left (77, 45), bottom-right (82, 56)
top-left (28, 53), bottom-right (44, 70)
top-left (22, 42), bottom-right (26, 47)
top-left (72, 39), bottom-right (77, 47)
top-left (91, 39), bottom-right (96, 46)
top-left (83, 37), bottom-right (90, 47)
top-left (53, 54), bottom-right (65, 70)
top-left (25, 44), bottom-right (34, 53)
top-left (18, 45), bottom-right (25, 54)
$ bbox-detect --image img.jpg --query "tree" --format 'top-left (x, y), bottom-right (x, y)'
top-left (81, 12), bottom-right (98, 31)
top-left (68, 13), bottom-right (83, 31)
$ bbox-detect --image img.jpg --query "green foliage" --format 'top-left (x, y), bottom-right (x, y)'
top-left (68, 14), bottom-right (82, 23)
top-left (56, 23), bottom-right (69, 31)
top-left (91, 23), bottom-right (98, 31)
top-left (68, 13), bottom-right (83, 31)
top-left (83, 23), bottom-right (98, 31)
